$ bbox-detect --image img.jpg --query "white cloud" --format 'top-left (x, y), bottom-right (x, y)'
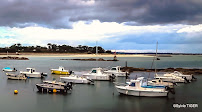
top-left (0, 20), bottom-right (200, 48)
top-left (177, 24), bottom-right (202, 33)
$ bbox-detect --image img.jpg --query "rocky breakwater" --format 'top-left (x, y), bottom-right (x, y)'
top-left (0, 56), bottom-right (29, 60)
top-left (121, 67), bottom-right (202, 75)
top-left (60, 58), bottom-right (118, 61)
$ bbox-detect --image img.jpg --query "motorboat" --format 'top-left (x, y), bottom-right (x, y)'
top-left (147, 79), bottom-right (175, 89)
top-left (164, 71), bottom-right (196, 81)
top-left (51, 66), bottom-right (72, 75)
top-left (20, 68), bottom-right (46, 78)
top-left (36, 82), bottom-right (72, 93)
top-left (82, 68), bottom-right (115, 81)
top-left (6, 73), bottom-right (27, 80)
top-left (2, 67), bottom-right (17, 72)
top-left (43, 80), bottom-right (66, 86)
top-left (104, 66), bottom-right (129, 77)
top-left (60, 74), bottom-right (94, 84)
top-left (154, 73), bottom-right (187, 83)
top-left (115, 77), bottom-right (172, 97)
top-left (126, 78), bottom-right (175, 89)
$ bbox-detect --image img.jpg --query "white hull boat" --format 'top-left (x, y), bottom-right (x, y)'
top-left (60, 75), bottom-right (93, 84)
top-left (164, 71), bottom-right (195, 81)
top-left (83, 68), bottom-right (115, 81)
top-left (104, 66), bottom-right (128, 77)
top-left (115, 77), bottom-right (172, 97)
top-left (20, 68), bottom-right (45, 78)
top-left (6, 73), bottom-right (27, 80)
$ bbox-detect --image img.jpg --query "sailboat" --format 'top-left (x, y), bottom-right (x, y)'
top-left (153, 42), bottom-right (186, 83)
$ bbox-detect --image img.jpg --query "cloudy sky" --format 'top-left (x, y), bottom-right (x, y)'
top-left (0, 0), bottom-right (202, 53)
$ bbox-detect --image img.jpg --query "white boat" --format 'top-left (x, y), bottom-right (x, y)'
top-left (82, 68), bottom-right (115, 81)
top-left (154, 73), bottom-right (186, 83)
top-left (147, 79), bottom-right (175, 88)
top-left (115, 77), bottom-right (170, 97)
top-left (20, 68), bottom-right (45, 78)
top-left (2, 67), bottom-right (17, 72)
top-left (164, 71), bottom-right (196, 81)
top-left (43, 80), bottom-right (66, 86)
top-left (60, 75), bottom-right (94, 84)
top-left (6, 73), bottom-right (27, 80)
top-left (104, 66), bottom-right (129, 77)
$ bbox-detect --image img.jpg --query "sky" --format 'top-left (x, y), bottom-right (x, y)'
top-left (0, 0), bottom-right (202, 53)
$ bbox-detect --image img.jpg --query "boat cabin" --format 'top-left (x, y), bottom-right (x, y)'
top-left (110, 66), bottom-right (121, 72)
top-left (26, 68), bottom-right (36, 73)
top-left (58, 66), bottom-right (65, 71)
top-left (91, 68), bottom-right (104, 74)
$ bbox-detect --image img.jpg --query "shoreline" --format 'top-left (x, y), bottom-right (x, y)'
top-left (0, 53), bottom-right (154, 57)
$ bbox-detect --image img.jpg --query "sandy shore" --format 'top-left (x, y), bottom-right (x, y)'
top-left (0, 53), bottom-right (153, 57)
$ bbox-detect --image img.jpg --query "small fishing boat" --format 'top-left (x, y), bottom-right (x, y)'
top-left (115, 77), bottom-right (173, 97)
top-left (6, 73), bottom-right (27, 80)
top-left (20, 68), bottom-right (46, 78)
top-left (154, 73), bottom-right (187, 83)
top-left (82, 68), bottom-right (115, 81)
top-left (164, 71), bottom-right (196, 81)
top-left (43, 80), bottom-right (66, 86)
top-left (51, 66), bottom-right (72, 75)
top-left (104, 66), bottom-right (129, 77)
top-left (2, 67), bottom-right (17, 72)
top-left (147, 79), bottom-right (175, 88)
top-left (60, 74), bottom-right (94, 84)
top-left (36, 82), bottom-right (72, 93)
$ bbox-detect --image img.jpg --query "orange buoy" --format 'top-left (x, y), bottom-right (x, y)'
top-left (14, 90), bottom-right (18, 94)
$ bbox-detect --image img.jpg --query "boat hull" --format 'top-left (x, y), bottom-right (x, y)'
top-left (83, 74), bottom-right (110, 81)
top-left (116, 86), bottom-right (168, 97)
top-left (61, 78), bottom-right (90, 84)
top-left (36, 84), bottom-right (68, 93)
top-left (51, 70), bottom-right (70, 75)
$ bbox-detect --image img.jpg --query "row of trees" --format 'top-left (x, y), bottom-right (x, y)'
top-left (0, 43), bottom-right (112, 53)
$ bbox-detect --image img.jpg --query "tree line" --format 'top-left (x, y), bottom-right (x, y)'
top-left (0, 43), bottom-right (112, 53)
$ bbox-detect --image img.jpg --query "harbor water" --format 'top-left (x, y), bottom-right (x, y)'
top-left (0, 55), bottom-right (202, 112)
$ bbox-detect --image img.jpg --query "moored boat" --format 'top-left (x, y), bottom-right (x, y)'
top-left (115, 77), bottom-right (173, 97)
top-left (60, 74), bottom-right (94, 84)
top-left (82, 68), bottom-right (115, 81)
top-left (2, 67), bottom-right (17, 72)
top-left (164, 71), bottom-right (196, 81)
top-left (51, 66), bottom-right (72, 75)
top-left (6, 73), bottom-right (27, 80)
top-left (20, 68), bottom-right (46, 78)
top-left (104, 66), bottom-right (129, 77)
top-left (36, 82), bottom-right (72, 93)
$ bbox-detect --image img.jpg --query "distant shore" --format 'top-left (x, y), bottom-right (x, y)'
top-left (0, 53), bottom-right (154, 57)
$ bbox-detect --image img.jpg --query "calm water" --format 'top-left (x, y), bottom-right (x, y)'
top-left (0, 55), bottom-right (202, 112)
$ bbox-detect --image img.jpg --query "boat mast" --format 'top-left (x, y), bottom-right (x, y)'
top-left (96, 41), bottom-right (98, 67)
top-left (155, 41), bottom-right (158, 76)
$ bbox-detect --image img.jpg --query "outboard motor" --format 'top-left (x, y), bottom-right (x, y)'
top-left (87, 78), bottom-right (94, 84)
top-left (192, 75), bottom-right (197, 80)
top-left (109, 74), bottom-right (116, 81)
top-left (65, 82), bottom-right (73, 90)
top-left (69, 71), bottom-right (73, 75)
top-left (165, 86), bottom-right (175, 94)
top-left (183, 77), bottom-right (190, 83)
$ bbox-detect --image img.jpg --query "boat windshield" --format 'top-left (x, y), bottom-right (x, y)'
top-left (91, 70), bottom-right (97, 73)
top-left (111, 68), bottom-right (116, 71)
top-left (130, 83), bottom-right (135, 87)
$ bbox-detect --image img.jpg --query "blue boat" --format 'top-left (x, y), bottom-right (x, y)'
top-left (2, 67), bottom-right (17, 72)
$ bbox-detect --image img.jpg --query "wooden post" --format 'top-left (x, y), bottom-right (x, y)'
top-left (125, 61), bottom-right (127, 68)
